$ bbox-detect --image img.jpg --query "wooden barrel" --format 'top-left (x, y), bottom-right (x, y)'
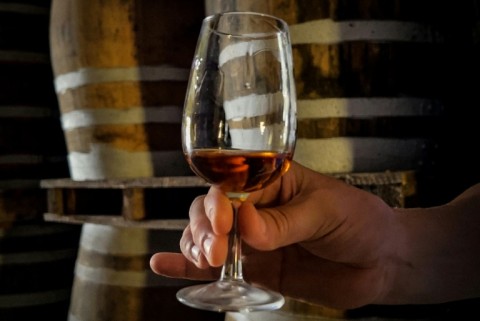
top-left (0, 3), bottom-right (80, 319)
top-left (49, 0), bottom-right (205, 180)
top-left (205, 0), bottom-right (450, 175)
top-left (68, 223), bottom-right (225, 321)
top-left (0, 222), bottom-right (81, 320)
top-left (0, 181), bottom-right (47, 228)
top-left (0, 0), bottom-right (69, 227)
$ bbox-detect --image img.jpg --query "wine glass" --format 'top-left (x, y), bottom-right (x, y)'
top-left (178, 11), bottom-right (297, 312)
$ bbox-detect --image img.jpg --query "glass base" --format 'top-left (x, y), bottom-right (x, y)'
top-left (176, 280), bottom-right (285, 313)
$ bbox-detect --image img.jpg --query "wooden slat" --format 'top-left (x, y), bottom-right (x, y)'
top-left (40, 176), bottom-right (209, 189)
top-left (41, 171), bottom-right (416, 229)
top-left (43, 213), bottom-right (188, 230)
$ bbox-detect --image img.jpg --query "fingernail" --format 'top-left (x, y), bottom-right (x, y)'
top-left (206, 206), bottom-right (214, 220)
top-left (203, 237), bottom-right (213, 256)
top-left (190, 244), bottom-right (201, 262)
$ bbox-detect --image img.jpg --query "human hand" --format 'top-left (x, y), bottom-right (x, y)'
top-left (150, 161), bottom-right (396, 309)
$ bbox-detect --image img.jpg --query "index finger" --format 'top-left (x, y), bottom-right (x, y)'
top-left (203, 186), bottom-right (234, 235)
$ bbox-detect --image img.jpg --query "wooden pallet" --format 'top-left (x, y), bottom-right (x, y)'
top-left (41, 176), bottom-right (209, 230)
top-left (41, 171), bottom-right (416, 230)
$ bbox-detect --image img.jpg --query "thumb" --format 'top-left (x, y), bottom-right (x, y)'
top-left (238, 200), bottom-right (312, 251)
top-left (239, 182), bottom-right (338, 251)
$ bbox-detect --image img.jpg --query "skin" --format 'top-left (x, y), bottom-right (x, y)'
top-left (150, 161), bottom-right (480, 309)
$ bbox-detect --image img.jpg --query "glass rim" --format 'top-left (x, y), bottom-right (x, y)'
top-left (203, 11), bottom-right (290, 38)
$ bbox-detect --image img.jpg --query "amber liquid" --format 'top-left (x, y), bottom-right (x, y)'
top-left (187, 149), bottom-right (292, 193)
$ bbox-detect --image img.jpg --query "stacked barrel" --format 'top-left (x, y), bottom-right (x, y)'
top-left (49, 0), bottom-right (196, 180)
top-left (0, 1), bottom-right (81, 320)
top-left (207, 0), bottom-right (447, 180)
top-left (49, 1), bottom-right (223, 320)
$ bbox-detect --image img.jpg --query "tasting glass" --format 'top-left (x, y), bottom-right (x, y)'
top-left (178, 11), bottom-right (297, 312)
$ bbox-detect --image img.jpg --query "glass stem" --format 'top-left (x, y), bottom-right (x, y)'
top-left (220, 196), bottom-right (246, 282)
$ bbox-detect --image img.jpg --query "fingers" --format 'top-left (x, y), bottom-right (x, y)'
top-left (150, 190), bottom-right (228, 279)
top-left (150, 252), bottom-right (220, 280)
top-left (181, 193), bottom-right (229, 268)
top-left (203, 187), bottom-right (233, 235)
top-left (179, 224), bottom-right (210, 268)
top-left (180, 169), bottom-right (313, 269)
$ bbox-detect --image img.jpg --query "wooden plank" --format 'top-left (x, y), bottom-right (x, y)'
top-left (40, 176), bottom-right (209, 189)
top-left (41, 177), bottom-right (209, 225)
top-left (43, 213), bottom-right (188, 230)
top-left (41, 171), bottom-right (416, 228)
